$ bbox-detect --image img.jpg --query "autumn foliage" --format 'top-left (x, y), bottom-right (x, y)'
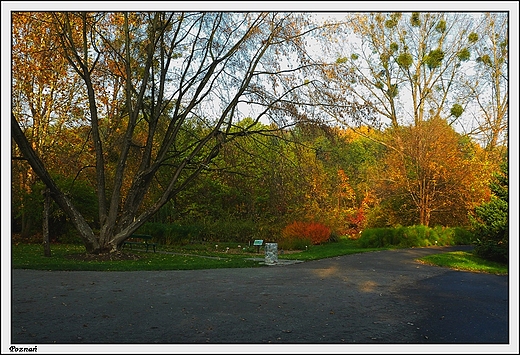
top-left (282, 221), bottom-right (331, 245)
top-left (345, 206), bottom-right (366, 238)
top-left (10, 12), bottom-right (506, 252)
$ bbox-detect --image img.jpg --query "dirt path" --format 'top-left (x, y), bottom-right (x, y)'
top-left (9, 246), bottom-right (509, 349)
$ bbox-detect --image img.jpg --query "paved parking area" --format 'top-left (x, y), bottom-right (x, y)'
top-left (9, 246), bottom-right (512, 352)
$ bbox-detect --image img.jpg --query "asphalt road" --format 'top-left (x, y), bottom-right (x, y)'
top-left (9, 246), bottom-right (510, 350)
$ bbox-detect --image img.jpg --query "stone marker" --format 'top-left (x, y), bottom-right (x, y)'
top-left (264, 243), bottom-right (278, 264)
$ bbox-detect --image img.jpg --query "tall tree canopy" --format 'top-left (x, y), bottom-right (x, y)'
top-left (462, 12), bottom-right (508, 154)
top-left (377, 117), bottom-right (489, 227)
top-left (12, 11), bottom-right (325, 253)
top-left (316, 12), bottom-right (508, 147)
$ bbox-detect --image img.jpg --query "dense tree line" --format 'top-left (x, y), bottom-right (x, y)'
top-left (12, 116), bottom-right (498, 243)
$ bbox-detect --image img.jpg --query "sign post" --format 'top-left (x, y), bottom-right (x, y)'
top-left (253, 239), bottom-right (263, 253)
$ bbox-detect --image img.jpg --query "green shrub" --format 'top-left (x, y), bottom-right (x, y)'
top-left (328, 231), bottom-right (341, 243)
top-left (472, 238), bottom-right (508, 263)
top-left (452, 227), bottom-right (475, 245)
top-left (278, 237), bottom-right (312, 251)
top-left (431, 225), bottom-right (474, 245)
top-left (358, 225), bottom-right (474, 248)
top-left (57, 224), bottom-right (84, 244)
top-left (202, 219), bottom-right (258, 243)
top-left (139, 219), bottom-right (283, 246)
top-left (470, 160), bottom-right (508, 263)
top-left (138, 222), bottom-right (204, 245)
top-left (358, 227), bottom-right (393, 248)
top-left (14, 175), bottom-right (98, 242)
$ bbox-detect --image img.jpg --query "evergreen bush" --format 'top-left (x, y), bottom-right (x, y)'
top-left (470, 160), bottom-right (508, 263)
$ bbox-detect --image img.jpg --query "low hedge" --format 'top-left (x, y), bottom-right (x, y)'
top-left (357, 225), bottom-right (474, 248)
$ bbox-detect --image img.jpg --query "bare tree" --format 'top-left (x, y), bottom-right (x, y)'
top-left (462, 12), bottom-right (508, 154)
top-left (12, 12), bottom-right (323, 253)
top-left (318, 12), bottom-right (485, 131)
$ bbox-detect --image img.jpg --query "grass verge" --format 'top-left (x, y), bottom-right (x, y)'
top-left (11, 239), bottom-right (374, 271)
top-left (278, 238), bottom-right (384, 260)
top-left (417, 251), bottom-right (508, 275)
top-left (11, 243), bottom-right (260, 271)
top-left (11, 240), bottom-right (507, 274)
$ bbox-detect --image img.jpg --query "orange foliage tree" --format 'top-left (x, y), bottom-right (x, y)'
top-left (378, 117), bottom-right (491, 227)
top-left (12, 12), bottom-right (90, 237)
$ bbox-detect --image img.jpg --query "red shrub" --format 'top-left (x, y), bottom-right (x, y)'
top-left (282, 221), bottom-right (331, 245)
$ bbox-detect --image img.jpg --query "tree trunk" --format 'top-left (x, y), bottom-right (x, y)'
top-left (42, 188), bottom-right (51, 257)
top-left (418, 204), bottom-right (431, 227)
top-left (20, 210), bottom-right (32, 240)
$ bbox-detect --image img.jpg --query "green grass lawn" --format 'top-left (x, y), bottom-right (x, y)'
top-left (278, 239), bottom-right (385, 260)
top-left (11, 243), bottom-right (261, 271)
top-left (11, 240), bottom-right (507, 275)
top-left (417, 250), bottom-right (508, 275)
